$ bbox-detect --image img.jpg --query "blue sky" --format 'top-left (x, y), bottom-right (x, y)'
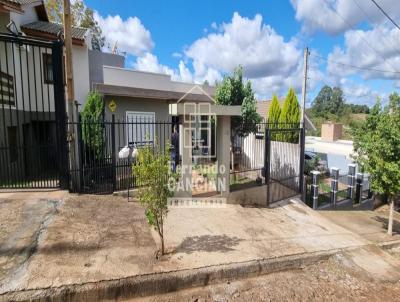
top-left (85, 0), bottom-right (400, 106)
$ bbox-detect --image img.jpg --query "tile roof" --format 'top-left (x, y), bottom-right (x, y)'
top-left (257, 100), bottom-right (316, 131)
top-left (21, 21), bottom-right (88, 40)
top-left (3, 0), bottom-right (41, 5)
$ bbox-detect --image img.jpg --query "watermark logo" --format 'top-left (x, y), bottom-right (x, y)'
top-left (167, 84), bottom-right (228, 206)
top-left (178, 85), bottom-right (217, 159)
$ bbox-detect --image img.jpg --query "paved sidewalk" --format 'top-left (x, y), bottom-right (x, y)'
top-left (1, 192), bottom-right (399, 301)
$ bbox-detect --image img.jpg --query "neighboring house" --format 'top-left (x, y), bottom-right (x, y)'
top-left (257, 100), bottom-right (316, 131)
top-left (0, 0), bottom-right (124, 183)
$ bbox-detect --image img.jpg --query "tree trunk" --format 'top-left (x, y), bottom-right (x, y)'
top-left (160, 234), bottom-right (165, 255)
top-left (388, 197), bottom-right (394, 236)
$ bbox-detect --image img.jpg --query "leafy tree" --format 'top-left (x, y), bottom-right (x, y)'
top-left (81, 91), bottom-right (104, 158)
top-left (215, 66), bottom-right (261, 135)
top-left (215, 66), bottom-right (261, 172)
top-left (352, 93), bottom-right (400, 235)
top-left (311, 85), bottom-right (345, 117)
top-left (278, 88), bottom-right (300, 142)
top-left (45, 0), bottom-right (105, 50)
top-left (132, 141), bottom-right (177, 255)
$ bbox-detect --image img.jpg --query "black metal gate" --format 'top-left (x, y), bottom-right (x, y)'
top-left (264, 126), bottom-right (305, 205)
top-left (0, 33), bottom-right (67, 189)
top-left (69, 115), bottom-right (177, 194)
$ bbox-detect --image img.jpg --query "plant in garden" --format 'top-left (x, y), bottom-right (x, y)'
top-left (352, 93), bottom-right (400, 235)
top-left (132, 140), bottom-right (177, 255)
top-left (81, 91), bottom-right (104, 159)
top-left (278, 88), bottom-right (300, 142)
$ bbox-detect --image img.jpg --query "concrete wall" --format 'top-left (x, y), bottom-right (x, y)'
top-left (103, 66), bottom-right (215, 96)
top-left (0, 12), bottom-right (10, 32)
top-left (321, 123), bottom-right (343, 142)
top-left (72, 44), bottom-right (90, 108)
top-left (88, 50), bottom-right (125, 87)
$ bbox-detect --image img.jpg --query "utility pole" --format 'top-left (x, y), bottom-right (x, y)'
top-left (63, 0), bottom-right (77, 185)
top-left (300, 47), bottom-right (309, 128)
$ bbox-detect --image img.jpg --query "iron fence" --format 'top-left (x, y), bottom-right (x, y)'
top-left (230, 123), bottom-right (304, 204)
top-left (69, 116), bottom-right (177, 194)
top-left (0, 34), bottom-right (67, 189)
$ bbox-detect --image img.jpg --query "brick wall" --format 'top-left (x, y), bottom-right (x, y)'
top-left (321, 123), bottom-right (343, 141)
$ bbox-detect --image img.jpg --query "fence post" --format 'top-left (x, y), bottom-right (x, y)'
top-left (347, 164), bottom-right (357, 201)
top-left (52, 39), bottom-right (69, 189)
top-left (111, 114), bottom-right (116, 192)
top-left (355, 172), bottom-right (363, 204)
top-left (299, 127), bottom-right (306, 194)
top-left (330, 168), bottom-right (339, 206)
top-left (311, 170), bottom-right (320, 210)
top-left (76, 106), bottom-right (83, 192)
top-left (264, 128), bottom-right (271, 207)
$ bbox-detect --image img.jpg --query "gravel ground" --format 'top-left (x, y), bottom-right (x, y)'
top-left (130, 255), bottom-right (400, 302)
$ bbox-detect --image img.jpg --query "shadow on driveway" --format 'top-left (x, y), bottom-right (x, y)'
top-left (176, 235), bottom-right (243, 254)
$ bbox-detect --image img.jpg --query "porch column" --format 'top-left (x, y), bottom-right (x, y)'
top-left (216, 115), bottom-right (231, 196)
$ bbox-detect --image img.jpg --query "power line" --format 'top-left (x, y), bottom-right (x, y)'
top-left (370, 0), bottom-right (400, 31)
top-left (309, 52), bottom-right (400, 75)
top-left (322, 0), bottom-right (400, 74)
top-left (352, 0), bottom-right (400, 57)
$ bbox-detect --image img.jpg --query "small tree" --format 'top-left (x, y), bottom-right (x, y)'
top-left (132, 141), bottom-right (176, 255)
top-left (353, 93), bottom-right (400, 235)
top-left (268, 94), bottom-right (281, 141)
top-left (279, 88), bottom-right (300, 142)
top-left (81, 91), bottom-right (104, 159)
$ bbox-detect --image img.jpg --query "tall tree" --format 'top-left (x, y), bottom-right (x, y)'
top-left (45, 0), bottom-right (105, 50)
top-left (311, 85), bottom-right (345, 117)
top-left (268, 94), bottom-right (281, 141)
top-left (353, 93), bottom-right (400, 235)
top-left (279, 88), bottom-right (300, 142)
top-left (268, 94), bottom-right (281, 125)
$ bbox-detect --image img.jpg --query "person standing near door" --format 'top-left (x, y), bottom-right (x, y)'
top-left (171, 124), bottom-right (179, 172)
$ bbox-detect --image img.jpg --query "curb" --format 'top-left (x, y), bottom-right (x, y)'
top-left (378, 239), bottom-right (400, 250)
top-left (1, 250), bottom-right (337, 302)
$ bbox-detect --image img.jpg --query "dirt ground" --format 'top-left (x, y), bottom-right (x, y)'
top-left (131, 254), bottom-right (400, 302)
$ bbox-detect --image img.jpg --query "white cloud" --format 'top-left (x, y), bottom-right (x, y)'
top-left (290, 0), bottom-right (400, 35)
top-left (182, 12), bottom-right (311, 97)
top-left (327, 25), bottom-right (400, 82)
top-left (94, 12), bottom-right (154, 56)
top-left (133, 52), bottom-right (175, 76)
top-left (133, 52), bottom-right (197, 83)
top-left (340, 79), bottom-right (384, 106)
top-left (186, 13), bottom-right (300, 79)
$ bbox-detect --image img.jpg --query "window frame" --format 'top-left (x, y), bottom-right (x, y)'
top-left (42, 53), bottom-right (54, 84)
top-left (0, 71), bottom-right (15, 106)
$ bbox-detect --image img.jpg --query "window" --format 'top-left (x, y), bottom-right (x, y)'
top-left (7, 126), bottom-right (18, 163)
top-left (126, 111), bottom-right (155, 146)
top-left (43, 53), bottom-right (53, 84)
top-left (0, 71), bottom-right (15, 106)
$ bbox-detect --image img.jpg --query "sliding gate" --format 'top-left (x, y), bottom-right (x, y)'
top-left (265, 126), bottom-right (305, 205)
top-left (0, 33), bottom-right (68, 189)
